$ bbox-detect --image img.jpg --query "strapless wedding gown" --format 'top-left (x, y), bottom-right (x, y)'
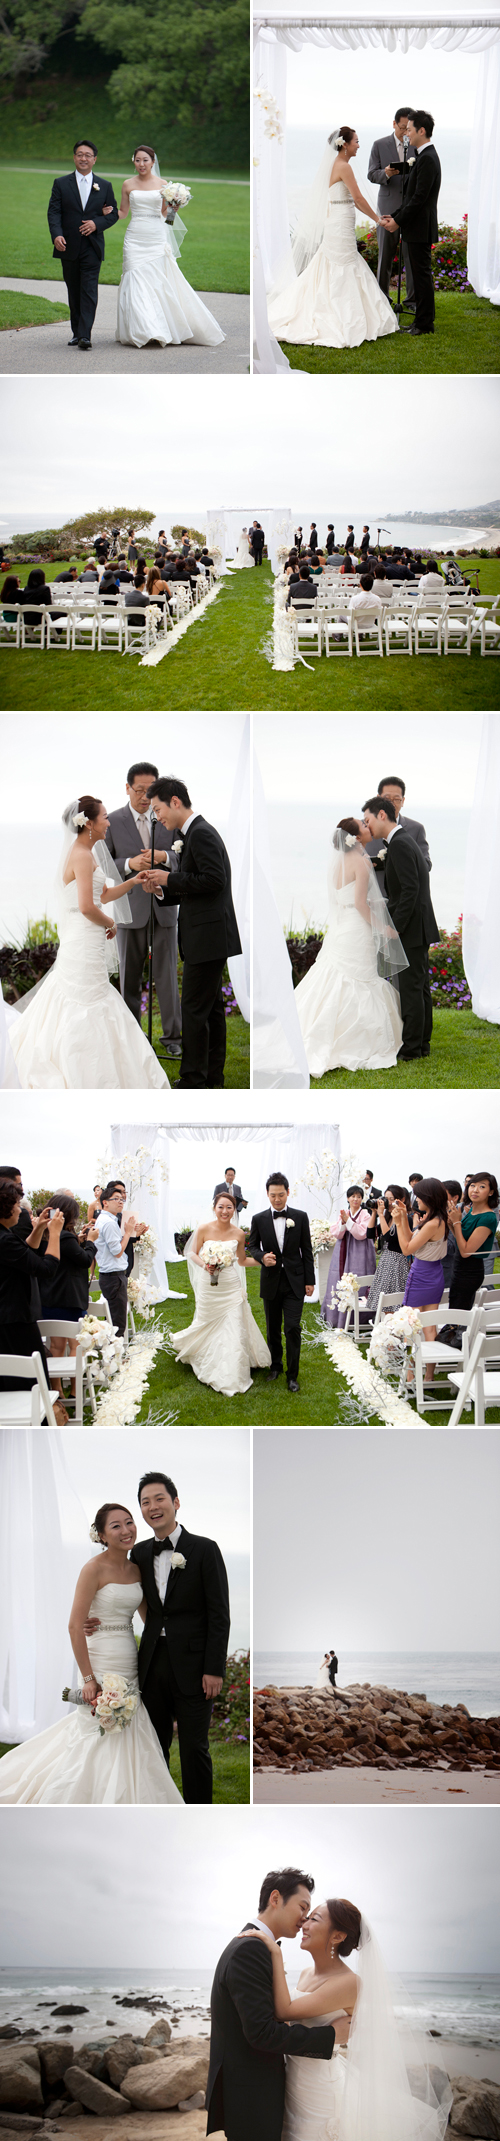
top-left (0, 1583), bottom-right (181, 1804)
top-left (283, 2003), bottom-right (348, 2141)
top-left (315, 1661), bottom-right (333, 1690)
top-left (235, 534), bottom-right (254, 568)
top-left (116, 191), bottom-right (225, 348)
top-left (8, 865), bottom-right (169, 1089)
top-left (170, 1252), bottom-right (271, 1394)
top-left (268, 181), bottom-right (398, 348)
top-left (294, 881), bottom-right (403, 1074)
top-left (283, 1995), bottom-right (448, 2141)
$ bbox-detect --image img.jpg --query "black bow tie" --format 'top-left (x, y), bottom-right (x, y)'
top-left (274, 1210), bottom-right (288, 1221)
top-left (153, 1535), bottom-right (174, 1551)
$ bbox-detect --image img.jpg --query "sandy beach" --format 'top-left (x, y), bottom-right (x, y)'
top-left (253, 1765), bottom-right (500, 1803)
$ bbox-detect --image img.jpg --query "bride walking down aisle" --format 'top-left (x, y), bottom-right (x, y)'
top-left (116, 144), bottom-right (225, 350)
top-left (171, 1191), bottom-right (271, 1395)
top-left (268, 126), bottom-right (398, 349)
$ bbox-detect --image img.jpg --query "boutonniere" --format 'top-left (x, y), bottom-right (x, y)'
top-left (378, 846), bottom-right (387, 861)
top-left (286, 1218), bottom-right (295, 1230)
top-left (170, 1552), bottom-right (186, 1570)
top-left (172, 840), bottom-right (184, 854)
top-left (407, 157), bottom-right (416, 166)
top-left (92, 183), bottom-right (101, 192)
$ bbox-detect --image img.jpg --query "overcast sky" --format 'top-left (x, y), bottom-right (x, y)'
top-left (286, 40), bottom-right (479, 129)
top-left (0, 1804), bottom-right (498, 1971)
top-left (1, 379), bottom-right (498, 527)
top-left (253, 1429), bottom-right (500, 1651)
top-left (0, 713), bottom-right (245, 830)
top-left (62, 1425), bottom-right (249, 1648)
top-left (255, 713), bottom-right (476, 809)
top-left (1, 1093), bottom-right (498, 1208)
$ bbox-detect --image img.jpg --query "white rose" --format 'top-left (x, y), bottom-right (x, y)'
top-left (286, 1218), bottom-right (295, 1229)
top-left (171, 1552), bottom-right (186, 1570)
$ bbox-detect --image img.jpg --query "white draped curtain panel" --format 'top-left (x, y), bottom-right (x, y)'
top-left (463, 715), bottom-right (500, 1023)
top-left (253, 12), bottom-right (500, 370)
top-left (110, 1124), bottom-right (341, 1257)
top-left (253, 748), bottom-right (311, 1089)
top-left (0, 1431), bottom-right (90, 1742)
top-left (227, 715), bottom-right (251, 1022)
top-left (109, 1124), bottom-right (173, 1293)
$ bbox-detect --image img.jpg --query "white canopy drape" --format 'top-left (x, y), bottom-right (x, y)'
top-left (109, 1124), bottom-right (174, 1295)
top-left (227, 715), bottom-right (251, 1022)
top-left (0, 1431), bottom-right (90, 1742)
top-left (462, 715), bottom-right (500, 1024)
top-left (253, 10), bottom-right (500, 367)
top-left (253, 747), bottom-right (311, 1088)
top-left (110, 1124), bottom-right (341, 1258)
top-left (206, 509), bottom-right (294, 570)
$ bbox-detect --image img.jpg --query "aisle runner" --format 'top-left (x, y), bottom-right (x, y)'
top-left (323, 1328), bottom-right (418, 1426)
top-left (140, 583), bottom-right (221, 667)
top-left (95, 1326), bottom-right (164, 1422)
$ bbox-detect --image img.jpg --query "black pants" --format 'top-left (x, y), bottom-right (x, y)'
top-left (98, 1270), bottom-right (128, 1336)
top-left (179, 957), bottom-right (227, 1087)
top-left (399, 947), bottom-right (432, 1056)
top-left (449, 1256), bottom-right (484, 1314)
top-left (0, 1321), bottom-right (51, 1393)
top-left (406, 240), bottom-right (435, 331)
top-left (376, 223), bottom-right (414, 300)
top-left (62, 249), bottom-right (101, 341)
top-left (253, 544), bottom-right (264, 566)
top-left (265, 1272), bottom-right (303, 1381)
top-left (140, 1641), bottom-right (213, 1803)
top-left (116, 919), bottom-right (181, 1044)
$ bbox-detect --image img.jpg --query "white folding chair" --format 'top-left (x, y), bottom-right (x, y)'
top-left (371, 1288), bottom-right (405, 1331)
top-left (478, 595), bottom-right (500, 656)
top-left (384, 604), bottom-right (413, 657)
top-left (442, 599), bottom-right (472, 656)
top-left (413, 598), bottom-right (448, 656)
top-left (71, 600), bottom-right (99, 651)
top-left (447, 1326), bottom-right (500, 1425)
top-left (37, 1317), bottom-right (90, 1424)
top-left (324, 608), bottom-right (353, 657)
top-left (289, 599), bottom-right (323, 657)
top-left (352, 604), bottom-right (384, 658)
top-left (97, 600), bottom-right (126, 652)
top-left (45, 608), bottom-right (72, 650)
top-left (412, 1304), bottom-right (482, 1415)
top-left (18, 605), bottom-right (49, 650)
top-left (0, 1351), bottom-right (57, 1424)
top-left (122, 607), bottom-right (153, 654)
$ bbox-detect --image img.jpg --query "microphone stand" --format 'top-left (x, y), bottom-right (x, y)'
top-left (393, 141), bottom-right (411, 318)
top-left (147, 809), bottom-right (156, 1045)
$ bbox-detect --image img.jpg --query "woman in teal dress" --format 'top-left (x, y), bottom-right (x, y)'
top-left (442, 1170), bottom-right (498, 1347)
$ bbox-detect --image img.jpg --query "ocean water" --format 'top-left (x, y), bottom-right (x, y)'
top-left (287, 124), bottom-right (470, 236)
top-left (265, 803), bottom-right (469, 935)
top-left (253, 1652), bottom-right (500, 1717)
top-left (0, 1966), bottom-right (498, 2052)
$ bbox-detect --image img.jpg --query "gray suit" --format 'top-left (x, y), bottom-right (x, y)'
top-left (367, 133), bottom-right (414, 300)
top-left (104, 803), bottom-right (181, 1045)
top-left (366, 813), bottom-right (431, 893)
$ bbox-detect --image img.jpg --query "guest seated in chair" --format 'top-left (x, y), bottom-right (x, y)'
top-left (18, 569), bottom-right (65, 629)
top-left (287, 565), bottom-right (316, 606)
top-left (352, 572), bottom-right (383, 611)
top-left (2, 574), bottom-right (21, 624)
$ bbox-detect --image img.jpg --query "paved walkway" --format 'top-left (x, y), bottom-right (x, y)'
top-left (0, 278), bottom-right (249, 371)
top-left (253, 1765), bottom-right (498, 1803)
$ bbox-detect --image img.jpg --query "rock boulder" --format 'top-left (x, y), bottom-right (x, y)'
top-left (143, 2024), bottom-right (171, 2051)
top-left (120, 2045), bottom-right (209, 2111)
top-left (64, 2072), bottom-right (129, 2119)
top-left (38, 2047), bottom-right (75, 2090)
top-left (105, 2044), bottom-right (144, 2091)
top-left (449, 2077), bottom-right (500, 2137)
top-left (0, 2054), bottom-right (43, 2115)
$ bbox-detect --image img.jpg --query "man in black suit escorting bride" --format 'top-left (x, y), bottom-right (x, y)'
top-left (48, 139), bottom-right (118, 349)
top-left (145, 776), bottom-right (242, 1088)
top-left (207, 1868), bottom-right (335, 2141)
top-left (364, 796), bottom-right (439, 1061)
top-left (381, 111), bottom-right (441, 336)
top-left (247, 1172), bottom-right (315, 1394)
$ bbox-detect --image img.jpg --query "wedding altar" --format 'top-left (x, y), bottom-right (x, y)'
top-left (206, 509), bottom-right (295, 572)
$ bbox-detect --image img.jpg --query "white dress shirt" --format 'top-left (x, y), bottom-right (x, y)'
top-left (386, 822), bottom-right (402, 843)
top-left (418, 140), bottom-right (433, 154)
top-left (153, 1522), bottom-right (182, 1633)
top-left (271, 1209), bottom-right (288, 1252)
top-left (248, 1917), bottom-right (277, 1941)
top-left (75, 170), bottom-right (93, 210)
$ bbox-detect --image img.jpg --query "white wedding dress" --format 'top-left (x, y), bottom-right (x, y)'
top-left (294, 882), bottom-right (403, 1074)
top-left (315, 1659), bottom-right (333, 1690)
top-left (282, 1951), bottom-right (451, 2141)
top-left (283, 2003), bottom-right (349, 2141)
top-left (170, 1248), bottom-right (271, 1395)
top-left (8, 863), bottom-right (169, 1090)
top-left (0, 1583), bottom-right (182, 1805)
top-left (235, 531), bottom-right (255, 568)
top-left (116, 191), bottom-right (225, 348)
top-left (268, 181), bottom-right (398, 348)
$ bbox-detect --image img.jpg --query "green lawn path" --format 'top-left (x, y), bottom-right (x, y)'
top-left (2, 561), bottom-right (500, 713)
top-left (140, 997), bottom-right (249, 1089)
top-left (0, 169), bottom-right (249, 295)
top-left (279, 292), bottom-right (500, 373)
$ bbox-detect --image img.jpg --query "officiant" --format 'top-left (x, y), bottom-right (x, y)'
top-left (105, 760), bottom-right (182, 1058)
top-left (368, 109), bottom-right (415, 307)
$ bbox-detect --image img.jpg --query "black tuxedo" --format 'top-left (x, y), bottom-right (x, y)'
top-left (384, 829), bottom-right (439, 1058)
top-left (250, 525), bottom-right (265, 564)
top-left (328, 1652), bottom-right (338, 1689)
top-left (160, 814), bottom-right (241, 1088)
top-left (393, 143), bottom-right (441, 332)
top-left (207, 1932), bottom-right (335, 2141)
top-left (131, 1526), bottom-right (229, 1803)
top-left (247, 1204), bottom-right (314, 1382)
top-left (309, 527), bottom-right (318, 552)
top-left (47, 171), bottom-right (118, 342)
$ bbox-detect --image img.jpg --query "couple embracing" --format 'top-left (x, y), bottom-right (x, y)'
top-left (294, 797), bottom-right (438, 1076)
top-left (208, 1865), bottom-right (451, 2141)
top-left (0, 1472), bottom-right (230, 1806)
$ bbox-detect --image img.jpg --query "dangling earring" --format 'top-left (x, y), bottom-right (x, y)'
top-left (330, 1942), bottom-right (336, 1959)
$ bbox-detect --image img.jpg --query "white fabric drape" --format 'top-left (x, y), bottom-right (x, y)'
top-left (468, 46), bottom-right (500, 302)
top-left (462, 715), bottom-right (500, 1023)
top-left (253, 747), bottom-right (310, 1088)
top-left (0, 987), bottom-right (20, 1089)
top-left (0, 1431), bottom-right (90, 1742)
top-left (109, 1124), bottom-right (173, 1294)
top-left (253, 14), bottom-right (500, 353)
top-left (112, 1125), bottom-right (340, 1261)
top-left (226, 715), bottom-right (251, 1022)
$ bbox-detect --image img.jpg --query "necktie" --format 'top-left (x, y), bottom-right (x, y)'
top-left (136, 814), bottom-right (150, 846)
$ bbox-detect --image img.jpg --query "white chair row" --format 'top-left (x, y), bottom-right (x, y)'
top-left (1, 572), bottom-right (214, 656)
top-left (288, 591), bottom-right (498, 659)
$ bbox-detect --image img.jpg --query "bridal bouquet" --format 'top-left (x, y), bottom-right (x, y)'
top-left (334, 1273), bottom-right (361, 1312)
top-left (161, 180), bottom-right (192, 214)
top-left (199, 1241), bottom-right (238, 1287)
top-left (310, 1220), bottom-right (338, 1254)
top-left (369, 1306), bottom-right (422, 1379)
top-left (94, 1674), bottom-right (139, 1736)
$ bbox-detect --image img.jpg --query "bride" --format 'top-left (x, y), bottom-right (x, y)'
top-left (293, 819), bottom-right (407, 1075)
top-left (268, 126), bottom-right (398, 349)
top-left (8, 796), bottom-right (170, 1090)
top-left (248, 1899), bottom-right (452, 2141)
top-left (234, 529), bottom-right (255, 569)
top-left (115, 144), bottom-right (225, 350)
top-left (0, 1502), bottom-right (182, 1804)
top-left (170, 1191), bottom-right (271, 1395)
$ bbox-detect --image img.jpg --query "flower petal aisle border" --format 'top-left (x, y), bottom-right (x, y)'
top-left (321, 1328), bottom-right (418, 1426)
top-left (139, 583), bottom-right (221, 668)
top-left (94, 1323), bottom-right (165, 1424)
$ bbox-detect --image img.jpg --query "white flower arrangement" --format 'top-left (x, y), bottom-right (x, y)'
top-left (200, 1240), bottom-right (237, 1287)
top-left (323, 1327), bottom-right (418, 1426)
top-left (334, 1273), bottom-right (361, 1310)
top-left (310, 1220), bottom-right (338, 1253)
top-left (254, 87), bottom-right (284, 145)
top-left (161, 180), bottom-right (192, 206)
top-left (127, 1274), bottom-right (162, 1319)
top-left (79, 1313), bottom-right (124, 1378)
top-left (72, 810), bottom-right (89, 829)
top-left (94, 1673), bottom-right (139, 1736)
top-left (134, 1225), bottom-right (157, 1268)
top-left (96, 1142), bottom-right (168, 1201)
top-left (369, 1306), bottom-right (422, 1381)
top-left (94, 1329), bottom-right (163, 1424)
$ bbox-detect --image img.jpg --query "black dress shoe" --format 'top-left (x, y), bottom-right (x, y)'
top-left (162, 1041), bottom-right (182, 1057)
top-left (78, 338), bottom-right (92, 349)
top-left (402, 298), bottom-right (416, 311)
top-left (68, 335), bottom-right (79, 346)
top-left (267, 1367), bottom-right (282, 1381)
top-left (403, 326), bottom-right (434, 336)
top-left (287, 1378), bottom-right (300, 1393)
top-left (397, 1048), bottom-right (422, 1060)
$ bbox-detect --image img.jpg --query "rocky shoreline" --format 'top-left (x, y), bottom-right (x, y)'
top-left (253, 1682), bottom-right (500, 1774)
top-left (0, 2019), bottom-right (216, 2141)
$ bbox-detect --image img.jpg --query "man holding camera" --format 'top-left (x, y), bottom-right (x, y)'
top-left (368, 108), bottom-right (415, 307)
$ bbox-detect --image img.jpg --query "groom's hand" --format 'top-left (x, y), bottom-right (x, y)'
top-left (54, 235), bottom-right (66, 251)
top-left (83, 1617), bottom-right (101, 1636)
top-left (305, 1284), bottom-right (315, 1296)
top-left (262, 1251), bottom-right (277, 1266)
top-left (384, 215), bottom-right (398, 232)
top-left (202, 1674), bottom-right (223, 1699)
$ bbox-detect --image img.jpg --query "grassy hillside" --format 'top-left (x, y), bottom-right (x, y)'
top-left (0, 69), bottom-right (248, 174)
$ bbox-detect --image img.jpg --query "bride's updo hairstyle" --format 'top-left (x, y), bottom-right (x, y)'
top-left (133, 144), bottom-right (156, 163)
top-left (213, 1192), bottom-right (236, 1212)
top-left (75, 795), bottom-right (102, 831)
top-left (92, 1502), bottom-right (134, 1543)
top-left (326, 1898), bottom-right (362, 1956)
top-left (329, 127), bottom-right (356, 147)
top-left (337, 817), bottom-right (361, 839)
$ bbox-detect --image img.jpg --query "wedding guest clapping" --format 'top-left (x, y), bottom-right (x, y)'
top-left (444, 1172), bottom-right (499, 1326)
top-left (39, 1190), bottom-right (98, 1400)
top-left (0, 1182), bottom-right (66, 1413)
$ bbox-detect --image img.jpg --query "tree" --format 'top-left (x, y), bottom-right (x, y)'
top-left (171, 525), bottom-right (206, 545)
top-left (10, 508), bottom-right (155, 555)
top-left (79, 0), bottom-right (249, 136)
top-left (0, 0), bottom-right (83, 88)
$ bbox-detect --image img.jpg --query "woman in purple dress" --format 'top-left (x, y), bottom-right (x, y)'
top-left (322, 1184), bottom-right (377, 1327)
top-left (391, 1178), bottom-right (448, 1381)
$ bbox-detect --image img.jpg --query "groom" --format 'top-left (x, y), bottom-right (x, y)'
top-left (247, 1172), bottom-right (315, 1394)
top-left (47, 140), bottom-right (118, 349)
top-left (363, 796), bottom-right (439, 1060)
top-left (381, 111), bottom-right (441, 336)
top-left (207, 1867), bottom-right (335, 2141)
top-left (86, 1470), bottom-right (230, 1803)
top-left (145, 776), bottom-right (242, 1088)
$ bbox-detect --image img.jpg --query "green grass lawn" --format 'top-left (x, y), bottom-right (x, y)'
top-left (0, 1732), bottom-right (249, 1800)
top-left (140, 995), bottom-right (249, 1088)
top-left (308, 1010), bottom-right (500, 1090)
top-left (0, 168), bottom-right (249, 294)
top-left (2, 562), bottom-right (500, 713)
top-left (139, 1263), bottom-right (500, 1425)
top-left (0, 289), bottom-right (69, 330)
top-left (279, 293), bottom-right (500, 373)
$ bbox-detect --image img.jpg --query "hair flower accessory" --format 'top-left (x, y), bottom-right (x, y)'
top-left (345, 833), bottom-right (357, 847)
top-left (89, 1522), bottom-right (101, 1543)
top-left (72, 810), bottom-right (89, 829)
top-left (170, 1551), bottom-right (186, 1570)
top-left (330, 131), bottom-right (346, 150)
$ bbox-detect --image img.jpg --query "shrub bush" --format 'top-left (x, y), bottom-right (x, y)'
top-left (211, 1651), bottom-right (250, 1743)
top-left (428, 917), bottom-right (472, 1009)
top-left (286, 927), bottom-right (325, 985)
top-left (357, 215), bottom-right (472, 291)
